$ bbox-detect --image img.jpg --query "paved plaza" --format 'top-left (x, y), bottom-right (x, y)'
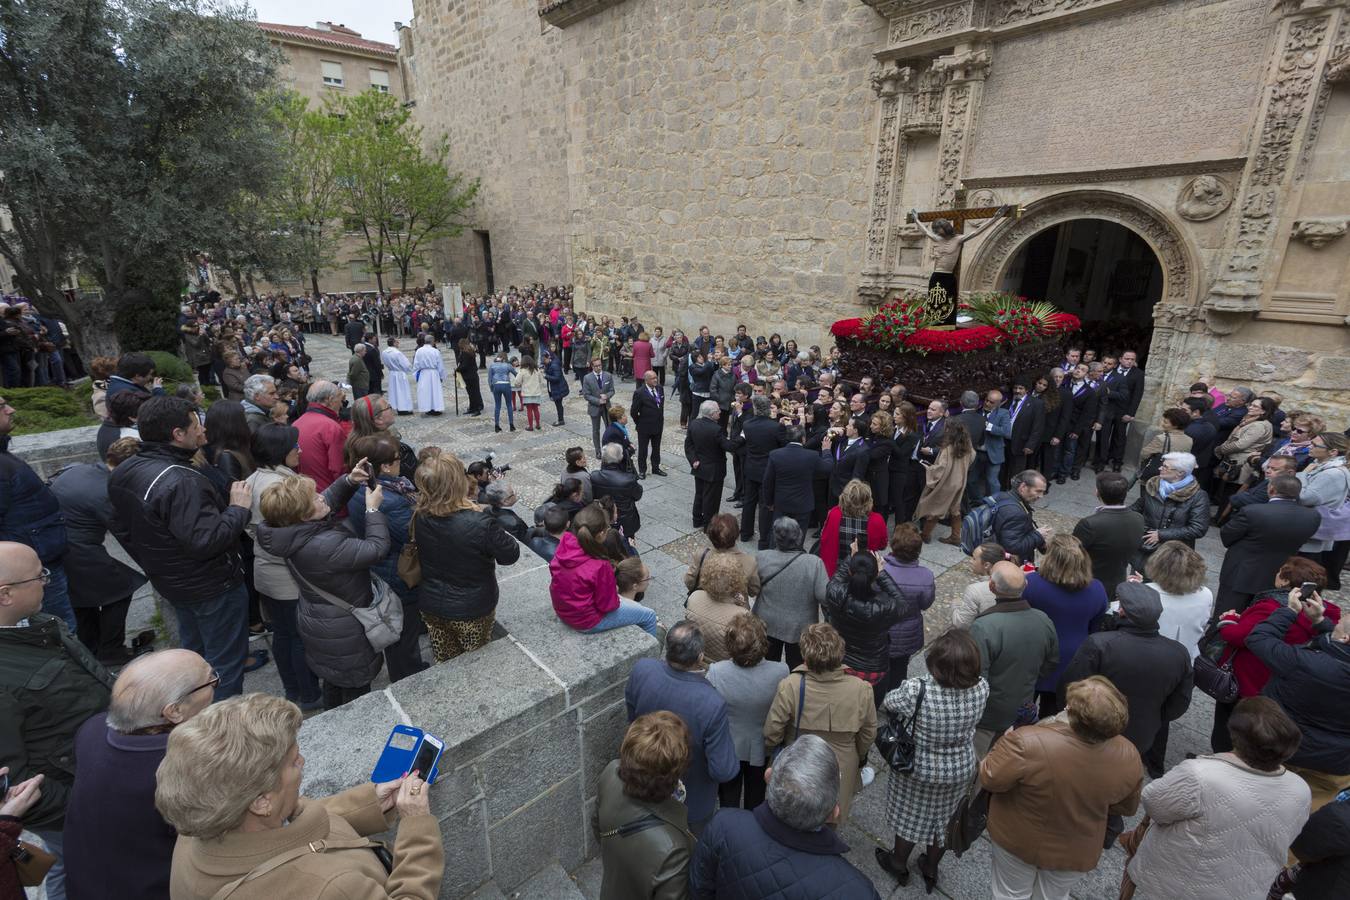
top-left (122, 334), bottom-right (1308, 900)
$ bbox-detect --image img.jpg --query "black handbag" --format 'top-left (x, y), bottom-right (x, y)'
top-left (945, 780), bottom-right (990, 857)
top-left (874, 679), bottom-right (925, 773)
top-left (1193, 623), bottom-right (1241, 704)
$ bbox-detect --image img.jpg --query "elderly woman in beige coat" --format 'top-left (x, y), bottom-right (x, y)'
top-left (764, 623), bottom-right (876, 825)
top-left (156, 693), bottom-right (443, 900)
top-left (915, 422), bottom-right (975, 544)
top-left (685, 552), bottom-right (752, 664)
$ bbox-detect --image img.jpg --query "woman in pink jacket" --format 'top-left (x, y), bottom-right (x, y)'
top-left (631, 332), bottom-right (654, 382)
top-left (549, 503), bottom-right (659, 636)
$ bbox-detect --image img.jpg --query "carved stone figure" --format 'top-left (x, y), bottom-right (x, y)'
top-left (1176, 175), bottom-right (1233, 221)
top-left (1291, 217), bottom-right (1349, 249)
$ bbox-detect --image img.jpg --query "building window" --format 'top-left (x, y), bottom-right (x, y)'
top-left (369, 69), bottom-right (390, 93)
top-left (350, 262), bottom-right (371, 284)
top-left (322, 61), bottom-right (344, 88)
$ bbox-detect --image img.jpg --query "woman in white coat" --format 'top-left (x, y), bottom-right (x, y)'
top-left (379, 337), bottom-right (414, 414)
top-left (1298, 432), bottom-right (1350, 589)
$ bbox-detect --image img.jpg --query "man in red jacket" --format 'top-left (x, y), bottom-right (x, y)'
top-left (295, 381), bottom-right (350, 491)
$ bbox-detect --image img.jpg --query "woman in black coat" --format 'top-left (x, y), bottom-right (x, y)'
top-left (823, 550), bottom-right (910, 707)
top-left (543, 348), bottom-right (569, 426)
top-left (888, 401), bottom-right (922, 524)
top-left (865, 410), bottom-right (894, 516)
top-left (415, 453), bottom-right (521, 662)
top-left (456, 337), bottom-right (484, 415)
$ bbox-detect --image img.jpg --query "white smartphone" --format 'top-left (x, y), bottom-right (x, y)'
top-left (410, 734), bottom-right (444, 784)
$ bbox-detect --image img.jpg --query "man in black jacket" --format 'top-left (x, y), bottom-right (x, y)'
top-left (629, 369), bottom-right (667, 478)
top-left (951, 390), bottom-right (986, 455)
top-left (343, 313), bottom-right (365, 350)
top-left (1054, 363), bottom-right (1100, 483)
top-left (1003, 377), bottom-right (1046, 491)
top-left (763, 425), bottom-right (833, 538)
top-left (1072, 472), bottom-right (1147, 601)
top-left (1061, 581), bottom-right (1193, 780)
top-left (739, 396), bottom-right (787, 547)
top-left (686, 400), bottom-right (740, 528)
top-left (591, 443), bottom-right (644, 539)
top-left (108, 397), bottom-right (253, 699)
top-left (1091, 350), bottom-right (1145, 472)
top-left (1216, 474), bottom-right (1322, 617)
top-left (989, 471), bottom-right (1052, 564)
top-left (1226, 454), bottom-right (1298, 519)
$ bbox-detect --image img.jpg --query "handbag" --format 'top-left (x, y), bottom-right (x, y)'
top-left (1313, 495), bottom-right (1350, 542)
top-left (944, 778), bottom-right (989, 857)
top-left (10, 838), bottom-right (56, 887)
top-left (397, 515), bottom-right (422, 587)
top-left (289, 564), bottom-right (404, 653)
top-left (208, 837), bottom-right (388, 900)
top-left (685, 549), bottom-right (709, 601)
top-left (1192, 623), bottom-right (1240, 704)
top-left (770, 673), bottom-right (808, 762)
top-left (874, 679), bottom-right (925, 773)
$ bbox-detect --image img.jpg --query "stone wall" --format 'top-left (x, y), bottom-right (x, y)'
top-left (409, 0), bottom-right (573, 295)
top-left (7, 426), bottom-right (100, 479)
top-left (297, 551), bottom-right (657, 897)
top-left (968, 0), bottom-right (1272, 177)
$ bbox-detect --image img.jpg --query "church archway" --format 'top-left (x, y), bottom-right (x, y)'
top-left (964, 190), bottom-right (1199, 366)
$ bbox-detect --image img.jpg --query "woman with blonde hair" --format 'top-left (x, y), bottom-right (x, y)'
top-left (817, 478), bottom-right (889, 577)
top-left (255, 464), bottom-right (383, 710)
top-left (1023, 534), bottom-right (1109, 717)
top-left (414, 453), bottom-right (520, 661)
top-left (916, 422), bottom-right (975, 545)
top-left (685, 553), bottom-right (752, 663)
top-left (764, 623), bottom-right (876, 826)
top-left (155, 693), bottom-right (442, 899)
top-left (1147, 540), bottom-right (1214, 662)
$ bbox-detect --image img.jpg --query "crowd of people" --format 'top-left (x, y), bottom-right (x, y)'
top-left (0, 283), bottom-right (1348, 900)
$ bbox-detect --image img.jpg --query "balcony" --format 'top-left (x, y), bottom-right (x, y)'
top-left (538, 0), bottom-right (629, 28)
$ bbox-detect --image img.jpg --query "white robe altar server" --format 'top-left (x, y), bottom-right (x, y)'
top-left (413, 337), bottom-right (447, 415)
top-left (381, 339), bottom-right (415, 414)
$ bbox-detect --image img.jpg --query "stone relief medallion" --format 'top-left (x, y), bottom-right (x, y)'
top-left (1176, 175), bottom-right (1234, 222)
top-left (967, 189), bottom-right (1000, 208)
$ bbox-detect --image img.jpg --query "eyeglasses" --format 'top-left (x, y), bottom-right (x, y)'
top-left (176, 669), bottom-right (221, 703)
top-left (2, 567), bottom-right (50, 588)
top-left (1293, 427), bottom-right (1310, 434)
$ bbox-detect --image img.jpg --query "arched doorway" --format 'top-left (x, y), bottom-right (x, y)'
top-left (998, 219), bottom-right (1162, 360)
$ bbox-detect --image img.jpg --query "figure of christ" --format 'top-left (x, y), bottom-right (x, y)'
top-left (910, 205), bottom-right (1012, 324)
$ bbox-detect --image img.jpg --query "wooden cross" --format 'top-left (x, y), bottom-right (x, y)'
top-left (905, 205), bottom-right (1021, 233)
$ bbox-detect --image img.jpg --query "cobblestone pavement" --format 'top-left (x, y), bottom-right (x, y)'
top-left (122, 335), bottom-right (1263, 898)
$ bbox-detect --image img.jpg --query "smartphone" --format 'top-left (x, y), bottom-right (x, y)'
top-left (0, 770), bottom-right (8, 797)
top-left (410, 734), bottom-right (444, 784)
top-left (1301, 581), bottom-right (1318, 599)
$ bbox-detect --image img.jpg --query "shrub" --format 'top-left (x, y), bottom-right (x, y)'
top-left (2, 386), bottom-right (99, 435)
top-left (145, 350), bottom-right (194, 384)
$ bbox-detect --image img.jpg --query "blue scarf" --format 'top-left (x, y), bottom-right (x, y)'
top-left (1158, 473), bottom-right (1194, 499)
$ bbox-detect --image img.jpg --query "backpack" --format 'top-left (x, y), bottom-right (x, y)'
top-left (960, 496), bottom-right (1000, 555)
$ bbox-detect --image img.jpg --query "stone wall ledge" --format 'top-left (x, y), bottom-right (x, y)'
top-left (298, 550), bottom-right (659, 897)
top-left (7, 425), bottom-right (99, 478)
top-left (538, 0), bottom-right (629, 29)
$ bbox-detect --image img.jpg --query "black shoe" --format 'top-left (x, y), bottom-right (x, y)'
top-left (1055, 475), bottom-right (1066, 485)
top-left (1070, 471), bottom-right (1080, 481)
top-left (651, 468), bottom-right (667, 476)
top-left (495, 425), bottom-right (503, 433)
top-left (552, 421), bottom-right (564, 427)
top-left (1112, 462), bottom-right (1123, 473)
top-left (916, 853), bottom-right (938, 895)
top-left (637, 472), bottom-right (646, 480)
top-left (732, 501), bottom-right (744, 509)
top-left (874, 848), bottom-right (909, 886)
top-left (509, 425), bottom-right (516, 432)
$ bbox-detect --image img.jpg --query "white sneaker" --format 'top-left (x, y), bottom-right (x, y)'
top-left (860, 765), bottom-right (876, 788)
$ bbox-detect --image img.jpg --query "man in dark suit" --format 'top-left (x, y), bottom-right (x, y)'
top-left (1054, 363), bottom-right (1100, 483)
top-left (739, 396), bottom-right (787, 546)
top-left (1225, 454), bottom-right (1298, 520)
top-left (1003, 378), bottom-right (1046, 491)
top-left (581, 357), bottom-right (616, 457)
top-left (763, 425), bottom-right (834, 540)
top-left (728, 384), bottom-right (753, 504)
top-left (1216, 474), bottom-right (1322, 617)
top-left (343, 314), bottom-right (365, 350)
top-left (629, 369), bottom-right (667, 478)
top-left (916, 399), bottom-right (946, 464)
top-left (685, 400), bottom-right (740, 528)
top-left (951, 390), bottom-right (986, 455)
top-left (1092, 350), bottom-right (1145, 472)
top-left (1072, 472), bottom-right (1148, 601)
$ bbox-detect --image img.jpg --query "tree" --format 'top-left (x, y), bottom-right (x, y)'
top-left (330, 89), bottom-right (410, 295)
top-left (271, 90), bottom-right (343, 298)
top-left (386, 136), bottom-right (480, 292)
top-left (0, 0), bottom-right (283, 358)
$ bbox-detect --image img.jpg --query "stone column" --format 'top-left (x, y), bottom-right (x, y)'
top-left (1204, 2), bottom-right (1347, 325)
top-left (931, 42), bottom-right (991, 209)
top-left (864, 64), bottom-right (906, 278)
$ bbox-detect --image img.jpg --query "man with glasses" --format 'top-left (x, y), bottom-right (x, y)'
top-left (0, 541), bottom-right (114, 900)
top-left (0, 393), bottom-right (76, 629)
top-left (1216, 474), bottom-right (1320, 618)
top-left (62, 649), bottom-right (213, 900)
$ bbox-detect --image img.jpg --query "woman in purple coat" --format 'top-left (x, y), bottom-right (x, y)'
top-left (880, 522), bottom-right (937, 698)
top-left (1024, 534), bottom-right (1109, 717)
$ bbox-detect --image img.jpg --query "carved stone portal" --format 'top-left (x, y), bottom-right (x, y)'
top-left (1291, 217), bottom-right (1350, 248)
top-left (1175, 175), bottom-right (1234, 222)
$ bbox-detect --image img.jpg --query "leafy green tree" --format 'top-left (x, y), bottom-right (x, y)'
top-left (270, 90), bottom-right (343, 298)
top-left (386, 136), bottom-right (480, 293)
top-left (330, 89), bottom-right (410, 294)
top-left (0, 0), bottom-right (282, 358)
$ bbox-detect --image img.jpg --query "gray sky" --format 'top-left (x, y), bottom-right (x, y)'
top-left (248, 0), bottom-right (414, 46)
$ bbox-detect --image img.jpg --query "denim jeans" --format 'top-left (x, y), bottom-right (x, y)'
top-left (34, 828), bottom-right (65, 900)
top-left (583, 598), bottom-right (659, 637)
top-left (43, 562), bottom-right (77, 631)
top-left (261, 594), bottom-right (320, 703)
top-left (1054, 435), bottom-right (1080, 478)
top-left (491, 384), bottom-right (514, 428)
top-left (174, 581), bottom-right (249, 699)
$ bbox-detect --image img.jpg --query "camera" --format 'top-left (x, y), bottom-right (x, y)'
top-left (477, 451), bottom-right (511, 478)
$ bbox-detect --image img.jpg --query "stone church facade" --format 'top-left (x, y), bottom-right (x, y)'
top-left (405, 0), bottom-right (1350, 421)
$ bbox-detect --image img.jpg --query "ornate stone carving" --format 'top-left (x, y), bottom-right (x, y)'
top-left (967, 189), bottom-right (1001, 208)
top-left (1152, 302), bottom-right (1206, 331)
top-left (1175, 175), bottom-right (1234, 221)
top-left (967, 192), bottom-right (1194, 307)
top-left (1291, 217), bottom-right (1350, 248)
top-left (866, 92), bottom-right (903, 265)
top-left (988, 0), bottom-right (1105, 28)
top-left (887, 2), bottom-right (973, 45)
top-left (932, 45), bottom-right (992, 83)
top-left (902, 67), bottom-right (945, 135)
top-left (1208, 15), bottom-right (1332, 311)
top-left (934, 85), bottom-right (971, 209)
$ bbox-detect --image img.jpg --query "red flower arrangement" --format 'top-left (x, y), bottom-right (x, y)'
top-left (831, 292), bottom-right (1081, 357)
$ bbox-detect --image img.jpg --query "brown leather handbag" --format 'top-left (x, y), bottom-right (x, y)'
top-left (11, 838), bottom-right (57, 886)
top-left (397, 515), bottom-right (421, 587)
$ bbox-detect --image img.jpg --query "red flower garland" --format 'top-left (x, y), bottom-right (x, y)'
top-left (830, 310), bottom-right (1081, 355)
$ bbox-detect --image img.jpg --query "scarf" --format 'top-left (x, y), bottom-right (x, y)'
top-left (1158, 473), bottom-right (1194, 499)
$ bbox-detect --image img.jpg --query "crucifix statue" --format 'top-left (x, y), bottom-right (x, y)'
top-left (907, 204), bottom-right (1015, 324)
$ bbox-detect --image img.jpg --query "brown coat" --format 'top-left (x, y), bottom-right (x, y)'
top-left (684, 547), bottom-right (761, 598)
top-left (763, 666), bottom-right (877, 825)
top-left (168, 783), bottom-right (443, 900)
top-left (916, 445), bottom-right (974, 520)
top-left (979, 718), bottom-right (1143, 872)
top-left (685, 590), bottom-right (751, 664)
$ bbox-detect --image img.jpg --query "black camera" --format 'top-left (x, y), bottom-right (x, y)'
top-left (476, 451), bottom-right (511, 478)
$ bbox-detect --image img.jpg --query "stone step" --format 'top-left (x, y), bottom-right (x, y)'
top-left (498, 861), bottom-right (587, 900)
